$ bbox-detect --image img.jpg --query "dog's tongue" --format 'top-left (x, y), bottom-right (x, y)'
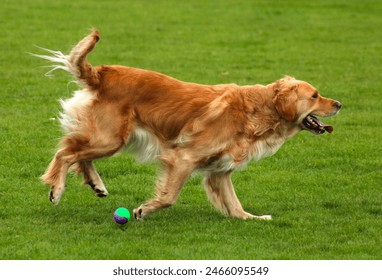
top-left (316, 118), bottom-right (334, 133)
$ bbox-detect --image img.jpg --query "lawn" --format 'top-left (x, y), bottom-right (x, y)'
top-left (0, 0), bottom-right (381, 260)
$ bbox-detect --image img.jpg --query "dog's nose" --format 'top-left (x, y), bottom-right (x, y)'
top-left (334, 101), bottom-right (342, 110)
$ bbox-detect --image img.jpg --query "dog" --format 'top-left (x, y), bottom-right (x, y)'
top-left (34, 29), bottom-right (341, 220)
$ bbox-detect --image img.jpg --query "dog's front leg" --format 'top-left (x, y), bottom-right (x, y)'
top-left (203, 172), bottom-right (272, 220)
top-left (133, 150), bottom-right (196, 220)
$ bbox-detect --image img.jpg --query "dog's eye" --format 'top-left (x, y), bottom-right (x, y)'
top-left (311, 92), bottom-right (318, 99)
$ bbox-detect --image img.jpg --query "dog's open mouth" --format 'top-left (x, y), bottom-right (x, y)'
top-left (302, 115), bottom-right (333, 134)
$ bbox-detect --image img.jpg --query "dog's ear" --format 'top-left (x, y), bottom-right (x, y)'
top-left (272, 84), bottom-right (298, 122)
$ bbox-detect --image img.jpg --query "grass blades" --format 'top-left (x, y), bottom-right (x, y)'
top-left (0, 0), bottom-right (381, 260)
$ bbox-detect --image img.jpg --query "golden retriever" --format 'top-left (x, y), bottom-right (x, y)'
top-left (34, 29), bottom-right (341, 220)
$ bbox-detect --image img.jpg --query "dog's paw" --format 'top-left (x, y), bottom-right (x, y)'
top-left (240, 211), bottom-right (272, 220)
top-left (88, 182), bottom-right (109, 198)
top-left (255, 215), bottom-right (272, 220)
top-left (49, 186), bottom-right (64, 205)
top-left (133, 207), bottom-right (145, 221)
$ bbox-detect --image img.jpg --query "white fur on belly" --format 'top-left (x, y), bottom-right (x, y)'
top-left (127, 127), bottom-right (162, 163)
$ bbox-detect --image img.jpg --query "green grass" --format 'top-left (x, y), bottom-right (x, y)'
top-left (1, 0), bottom-right (382, 260)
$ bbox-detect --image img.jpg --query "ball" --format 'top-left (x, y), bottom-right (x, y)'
top-left (113, 207), bottom-right (131, 224)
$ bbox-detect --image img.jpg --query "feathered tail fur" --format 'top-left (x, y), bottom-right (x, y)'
top-left (32, 28), bottom-right (100, 88)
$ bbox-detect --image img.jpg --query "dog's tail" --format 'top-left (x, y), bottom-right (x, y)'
top-left (32, 29), bottom-right (100, 88)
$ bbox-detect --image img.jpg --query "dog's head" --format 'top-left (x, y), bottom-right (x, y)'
top-left (273, 77), bottom-right (341, 134)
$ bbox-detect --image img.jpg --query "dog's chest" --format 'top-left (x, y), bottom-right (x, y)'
top-left (201, 136), bottom-right (285, 173)
top-left (250, 136), bottom-right (285, 161)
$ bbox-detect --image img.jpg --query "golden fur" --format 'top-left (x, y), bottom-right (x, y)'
top-left (36, 29), bottom-right (341, 220)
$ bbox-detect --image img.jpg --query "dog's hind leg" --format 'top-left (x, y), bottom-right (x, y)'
top-left (203, 172), bottom-right (272, 220)
top-left (133, 149), bottom-right (196, 220)
top-left (73, 161), bottom-right (109, 197)
top-left (41, 148), bottom-right (73, 205)
top-left (41, 134), bottom-right (123, 205)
